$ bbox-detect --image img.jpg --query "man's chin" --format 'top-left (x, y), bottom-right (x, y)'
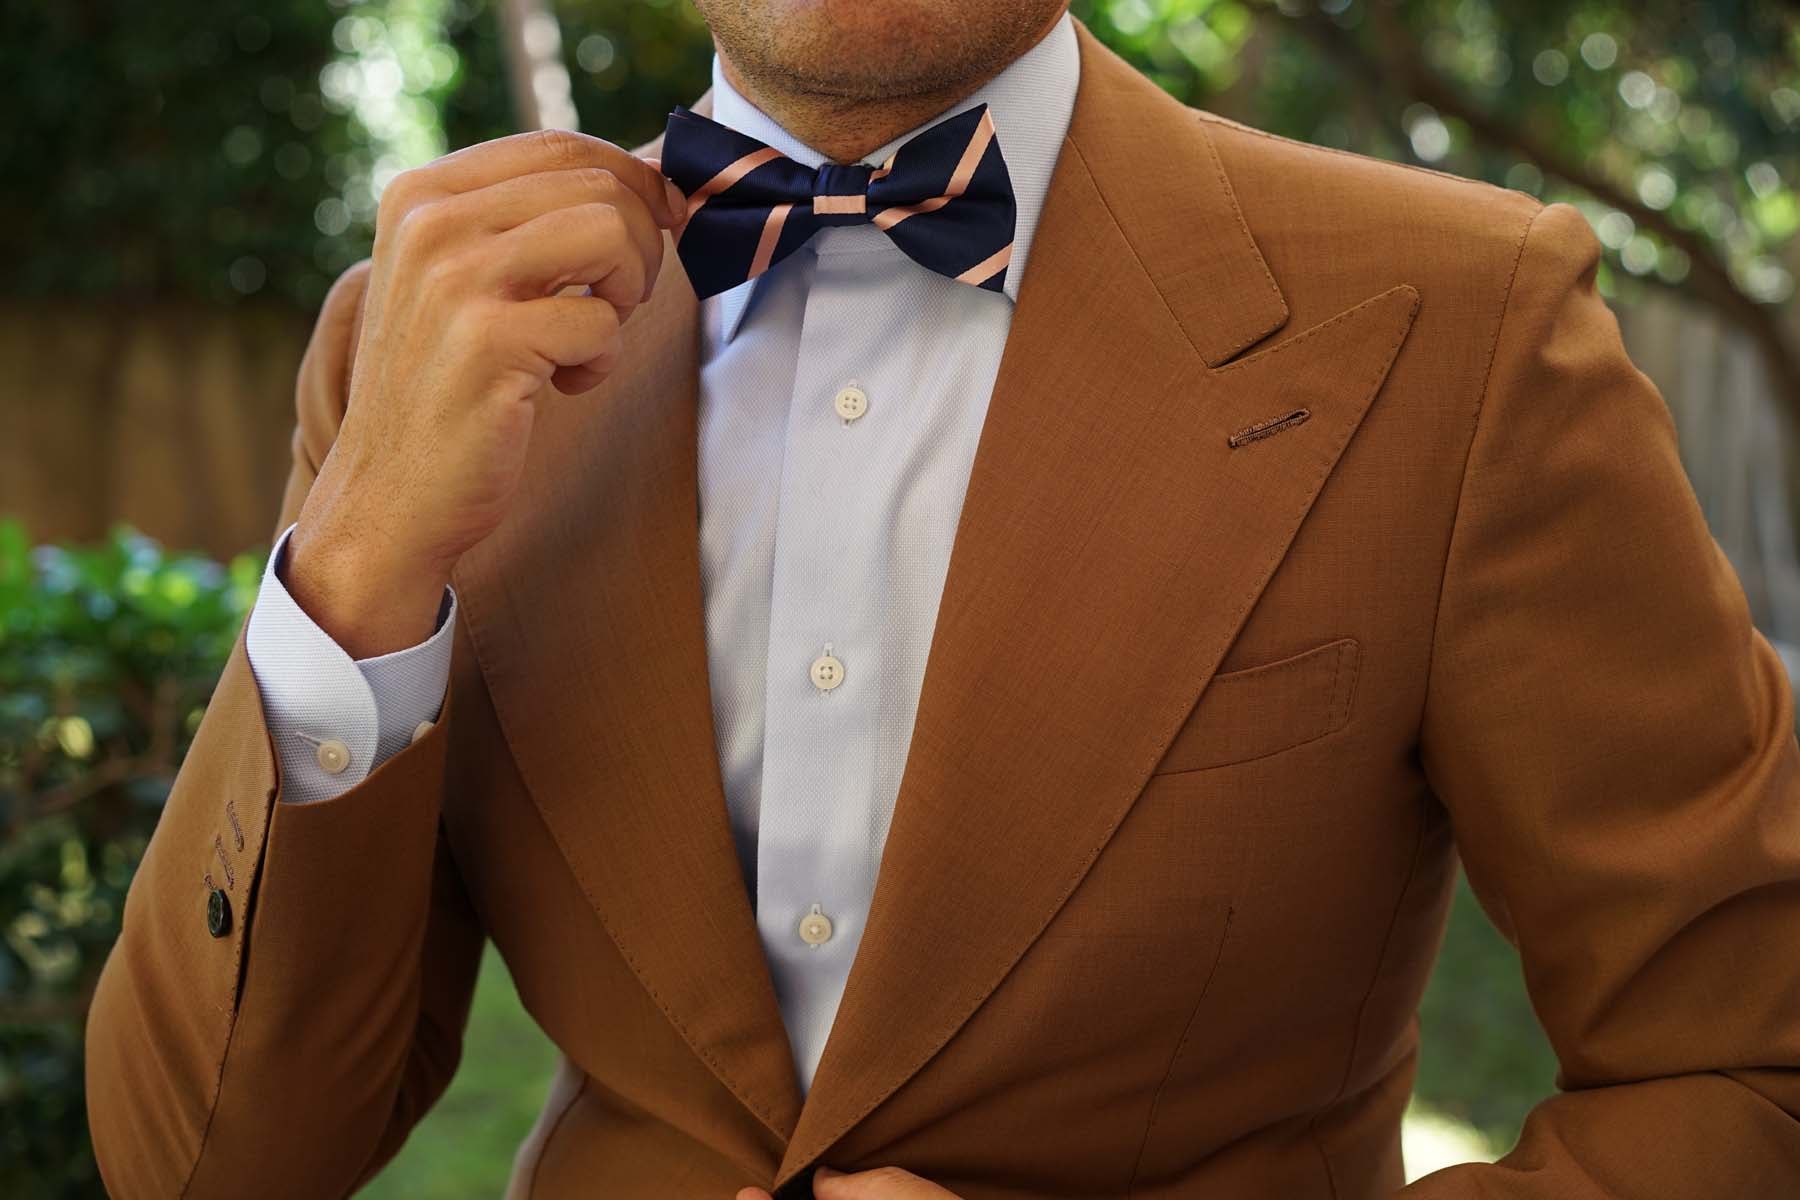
top-left (700, 0), bottom-right (1038, 100)
top-left (755, 8), bottom-right (953, 75)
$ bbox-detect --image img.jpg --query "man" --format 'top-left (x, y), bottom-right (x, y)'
top-left (85, 1), bottom-right (1800, 1196)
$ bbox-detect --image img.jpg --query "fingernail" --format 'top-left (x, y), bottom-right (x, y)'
top-left (663, 177), bottom-right (687, 224)
top-left (814, 1166), bottom-right (840, 1179)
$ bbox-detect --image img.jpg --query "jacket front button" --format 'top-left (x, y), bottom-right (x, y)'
top-left (207, 887), bottom-right (231, 938)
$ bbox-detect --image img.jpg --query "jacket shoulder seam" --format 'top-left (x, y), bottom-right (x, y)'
top-left (1191, 109), bottom-right (1535, 202)
top-left (1417, 200), bottom-right (1551, 725)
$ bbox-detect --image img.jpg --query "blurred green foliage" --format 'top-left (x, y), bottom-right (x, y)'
top-left (0, 0), bottom-right (711, 312)
top-left (0, 523), bottom-right (259, 1198)
top-left (1, 2), bottom-right (351, 310)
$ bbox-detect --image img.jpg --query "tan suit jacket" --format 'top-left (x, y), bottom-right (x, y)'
top-left (86, 21), bottom-right (1800, 1199)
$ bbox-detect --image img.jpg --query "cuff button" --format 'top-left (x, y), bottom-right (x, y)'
top-left (315, 738), bottom-right (351, 775)
top-left (207, 887), bottom-right (232, 938)
top-left (410, 720), bottom-right (434, 744)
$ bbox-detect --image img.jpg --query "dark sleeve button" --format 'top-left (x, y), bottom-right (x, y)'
top-left (207, 887), bottom-right (232, 938)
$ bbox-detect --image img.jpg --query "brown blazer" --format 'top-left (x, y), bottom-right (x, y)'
top-left (85, 21), bottom-right (1800, 1199)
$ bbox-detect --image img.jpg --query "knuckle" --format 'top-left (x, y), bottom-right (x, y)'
top-left (586, 199), bottom-right (626, 236)
top-left (457, 301), bottom-right (507, 359)
top-left (528, 127), bottom-right (587, 170)
top-left (376, 169), bottom-right (425, 223)
top-left (390, 199), bottom-right (453, 260)
top-left (574, 166), bottom-right (621, 197)
top-left (420, 246), bottom-right (470, 294)
top-left (584, 203), bottom-right (638, 261)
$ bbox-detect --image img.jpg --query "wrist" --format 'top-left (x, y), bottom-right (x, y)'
top-left (283, 519), bottom-right (451, 660)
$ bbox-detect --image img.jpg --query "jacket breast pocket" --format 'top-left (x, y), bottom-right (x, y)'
top-left (1150, 636), bottom-right (1361, 775)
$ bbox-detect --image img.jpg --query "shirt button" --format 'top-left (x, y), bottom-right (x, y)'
top-left (798, 903), bottom-right (833, 947)
top-left (411, 720), bottom-right (434, 744)
top-left (809, 652), bottom-right (845, 691)
top-left (833, 384), bottom-right (868, 421)
top-left (315, 738), bottom-right (351, 775)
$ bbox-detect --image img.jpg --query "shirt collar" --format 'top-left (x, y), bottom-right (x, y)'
top-left (707, 10), bottom-right (1080, 344)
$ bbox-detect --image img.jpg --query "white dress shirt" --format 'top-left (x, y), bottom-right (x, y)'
top-left (245, 12), bottom-right (1080, 1096)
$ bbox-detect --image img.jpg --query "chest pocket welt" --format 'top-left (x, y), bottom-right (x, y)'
top-left (1151, 637), bottom-right (1361, 775)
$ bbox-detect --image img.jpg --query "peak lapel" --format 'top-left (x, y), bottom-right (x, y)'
top-left (454, 249), bottom-right (805, 1159)
top-left (776, 24), bottom-right (1419, 1185)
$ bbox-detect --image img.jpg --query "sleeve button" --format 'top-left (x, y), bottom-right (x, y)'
top-left (207, 888), bottom-right (232, 939)
top-left (410, 720), bottom-right (434, 744)
top-left (315, 738), bottom-right (351, 774)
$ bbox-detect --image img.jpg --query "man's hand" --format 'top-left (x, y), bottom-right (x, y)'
top-left (735, 1164), bottom-right (962, 1199)
top-left (284, 129), bottom-right (687, 658)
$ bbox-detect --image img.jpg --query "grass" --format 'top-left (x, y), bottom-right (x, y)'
top-left (1415, 875), bottom-right (1559, 1148)
top-left (361, 873), bottom-right (1557, 1195)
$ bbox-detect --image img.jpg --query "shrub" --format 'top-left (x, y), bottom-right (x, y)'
top-left (0, 522), bottom-right (260, 1200)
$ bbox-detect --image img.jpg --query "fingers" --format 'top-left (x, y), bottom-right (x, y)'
top-left (409, 128), bottom-right (682, 226)
top-left (547, 359), bottom-right (618, 395)
top-left (499, 294), bottom-right (624, 385)
top-left (454, 167), bottom-right (666, 303)
top-left (449, 166), bottom-right (660, 235)
top-left (643, 156), bottom-right (691, 239)
top-left (734, 1190), bottom-right (774, 1200)
top-left (357, 131), bottom-right (684, 408)
top-left (493, 202), bottom-right (660, 309)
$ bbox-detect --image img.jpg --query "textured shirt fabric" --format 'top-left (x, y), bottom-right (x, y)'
top-left (243, 12), bottom-right (1079, 1096)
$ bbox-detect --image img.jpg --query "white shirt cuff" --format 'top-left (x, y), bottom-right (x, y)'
top-left (244, 524), bottom-right (456, 804)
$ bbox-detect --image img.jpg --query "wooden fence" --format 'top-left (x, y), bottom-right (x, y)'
top-left (0, 301), bottom-right (308, 560)
top-left (1617, 294), bottom-right (1800, 671)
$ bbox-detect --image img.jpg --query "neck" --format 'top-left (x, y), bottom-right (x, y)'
top-left (715, 7), bottom-right (1065, 165)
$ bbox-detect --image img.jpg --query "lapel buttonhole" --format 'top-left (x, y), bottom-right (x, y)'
top-left (1227, 407), bottom-right (1312, 449)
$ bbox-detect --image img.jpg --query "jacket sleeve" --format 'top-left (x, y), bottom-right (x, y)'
top-left (1403, 200), bottom-right (1800, 1197)
top-left (84, 260), bottom-right (487, 1198)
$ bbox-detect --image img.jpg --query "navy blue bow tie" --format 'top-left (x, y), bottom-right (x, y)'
top-left (660, 102), bottom-right (1017, 301)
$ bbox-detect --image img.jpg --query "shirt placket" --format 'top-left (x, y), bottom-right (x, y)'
top-left (755, 233), bottom-right (893, 1091)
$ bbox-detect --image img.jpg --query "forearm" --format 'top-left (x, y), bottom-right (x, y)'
top-left (86, 255), bottom-right (486, 1196)
top-left (189, 715), bottom-right (471, 1198)
top-left (1413, 201), bottom-right (1800, 1196)
top-left (83, 633), bottom-right (476, 1197)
